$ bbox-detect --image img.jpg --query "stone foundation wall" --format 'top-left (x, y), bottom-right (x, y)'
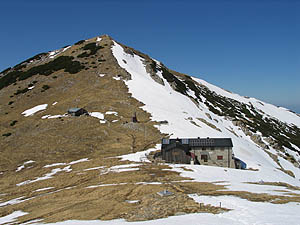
top-left (191, 147), bottom-right (234, 168)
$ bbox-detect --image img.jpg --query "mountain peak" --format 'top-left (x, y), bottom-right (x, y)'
top-left (0, 35), bottom-right (300, 224)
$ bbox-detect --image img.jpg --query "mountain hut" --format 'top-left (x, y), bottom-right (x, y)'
top-left (161, 137), bottom-right (235, 168)
top-left (67, 108), bottom-right (88, 117)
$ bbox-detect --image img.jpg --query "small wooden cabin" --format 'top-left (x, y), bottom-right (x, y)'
top-left (67, 108), bottom-right (88, 117)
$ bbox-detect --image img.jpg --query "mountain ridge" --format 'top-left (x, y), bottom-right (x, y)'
top-left (0, 34), bottom-right (300, 224)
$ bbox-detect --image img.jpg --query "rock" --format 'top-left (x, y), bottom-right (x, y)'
top-left (250, 134), bottom-right (269, 149)
top-left (144, 59), bottom-right (165, 86)
top-left (205, 113), bottom-right (212, 120)
top-left (124, 48), bottom-right (134, 56)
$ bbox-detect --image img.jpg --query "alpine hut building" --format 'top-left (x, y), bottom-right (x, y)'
top-left (67, 108), bottom-right (88, 117)
top-left (161, 137), bottom-right (234, 168)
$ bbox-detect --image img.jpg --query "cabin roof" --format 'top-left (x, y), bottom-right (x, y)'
top-left (162, 138), bottom-right (233, 148)
top-left (163, 142), bottom-right (190, 153)
top-left (68, 108), bottom-right (82, 113)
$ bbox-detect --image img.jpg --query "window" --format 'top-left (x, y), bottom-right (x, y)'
top-left (201, 154), bottom-right (208, 162)
top-left (162, 139), bottom-right (170, 145)
top-left (182, 139), bottom-right (189, 144)
top-left (217, 155), bottom-right (223, 160)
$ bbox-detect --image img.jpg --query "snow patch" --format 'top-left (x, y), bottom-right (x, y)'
top-left (125, 200), bottom-right (139, 203)
top-left (119, 145), bottom-right (160, 163)
top-left (49, 46), bottom-right (71, 59)
top-left (44, 163), bottom-right (67, 168)
top-left (17, 166), bottom-right (71, 186)
top-left (42, 114), bottom-right (67, 119)
top-left (0, 211), bottom-right (28, 224)
top-left (105, 111), bottom-right (118, 115)
top-left (89, 112), bottom-right (104, 120)
top-left (69, 158), bottom-right (89, 165)
top-left (167, 164), bottom-right (300, 195)
top-left (90, 112), bottom-right (106, 123)
top-left (49, 50), bottom-right (60, 59)
top-left (0, 196), bottom-right (26, 207)
top-left (16, 160), bottom-right (35, 172)
top-left (189, 194), bottom-right (300, 225)
top-left (22, 104), bottom-right (48, 117)
top-left (84, 166), bottom-right (105, 171)
top-left (103, 164), bottom-right (141, 174)
top-left (34, 187), bottom-right (54, 192)
top-left (135, 182), bottom-right (162, 185)
top-left (86, 183), bottom-right (128, 188)
top-left (16, 165), bottom-right (25, 172)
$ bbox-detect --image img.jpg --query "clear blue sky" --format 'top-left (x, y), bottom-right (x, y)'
top-left (1, 0), bottom-right (299, 112)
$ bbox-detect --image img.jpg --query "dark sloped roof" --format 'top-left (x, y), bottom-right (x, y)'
top-left (162, 138), bottom-right (233, 148)
top-left (163, 141), bottom-right (190, 153)
top-left (68, 108), bottom-right (82, 113)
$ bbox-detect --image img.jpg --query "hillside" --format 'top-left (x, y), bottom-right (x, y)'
top-left (0, 35), bottom-right (300, 224)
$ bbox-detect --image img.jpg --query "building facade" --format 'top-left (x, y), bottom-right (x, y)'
top-left (162, 142), bottom-right (191, 164)
top-left (161, 138), bottom-right (234, 168)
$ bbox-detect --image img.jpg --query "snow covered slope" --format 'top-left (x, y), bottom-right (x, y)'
top-left (112, 41), bottom-right (300, 186)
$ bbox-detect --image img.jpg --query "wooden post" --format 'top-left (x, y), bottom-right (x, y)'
top-left (219, 202), bottom-right (222, 208)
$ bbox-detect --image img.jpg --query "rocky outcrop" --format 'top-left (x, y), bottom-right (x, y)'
top-left (144, 60), bottom-right (164, 86)
top-left (263, 137), bottom-right (282, 151)
top-left (232, 120), bottom-right (269, 149)
top-left (250, 134), bottom-right (269, 149)
top-left (232, 120), bottom-right (251, 136)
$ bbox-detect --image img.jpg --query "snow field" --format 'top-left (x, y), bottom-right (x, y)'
top-left (111, 41), bottom-right (300, 188)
